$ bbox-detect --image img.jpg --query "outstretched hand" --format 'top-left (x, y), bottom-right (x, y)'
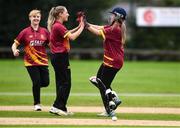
top-left (76, 11), bottom-right (90, 29)
top-left (76, 11), bottom-right (85, 23)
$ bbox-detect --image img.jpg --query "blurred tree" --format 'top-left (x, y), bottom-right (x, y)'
top-left (0, 0), bottom-right (117, 48)
top-left (126, 0), bottom-right (180, 50)
top-left (0, 0), bottom-right (54, 47)
top-left (1, 0), bottom-right (180, 50)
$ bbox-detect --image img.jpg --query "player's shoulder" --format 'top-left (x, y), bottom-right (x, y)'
top-left (39, 26), bottom-right (49, 32)
top-left (21, 26), bottom-right (30, 31)
top-left (18, 26), bottom-right (31, 35)
top-left (111, 25), bottom-right (121, 33)
top-left (39, 27), bottom-right (49, 33)
top-left (104, 25), bottom-right (110, 29)
top-left (54, 21), bottom-right (66, 29)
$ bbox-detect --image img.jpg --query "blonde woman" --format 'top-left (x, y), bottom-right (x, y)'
top-left (87, 7), bottom-right (127, 119)
top-left (11, 9), bottom-right (50, 111)
top-left (47, 6), bottom-right (84, 116)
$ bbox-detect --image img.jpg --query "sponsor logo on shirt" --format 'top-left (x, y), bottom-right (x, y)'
top-left (29, 35), bottom-right (33, 38)
top-left (41, 34), bottom-right (45, 40)
top-left (30, 40), bottom-right (44, 46)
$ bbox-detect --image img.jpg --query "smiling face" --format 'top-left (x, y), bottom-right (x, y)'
top-left (29, 10), bottom-right (41, 26)
top-left (59, 8), bottom-right (69, 22)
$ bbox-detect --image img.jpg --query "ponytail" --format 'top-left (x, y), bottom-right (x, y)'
top-left (47, 6), bottom-right (66, 32)
top-left (47, 7), bottom-right (56, 32)
top-left (121, 22), bottom-right (126, 45)
top-left (113, 18), bottom-right (126, 45)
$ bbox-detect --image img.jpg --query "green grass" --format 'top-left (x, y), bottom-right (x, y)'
top-left (0, 59), bottom-right (180, 127)
top-left (0, 111), bottom-right (180, 121)
top-left (0, 95), bottom-right (179, 107)
top-left (0, 59), bottom-right (179, 107)
top-left (1, 60), bottom-right (180, 92)
top-left (0, 60), bottom-right (180, 93)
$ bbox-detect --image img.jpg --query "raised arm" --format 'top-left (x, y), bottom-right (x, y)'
top-left (69, 24), bottom-right (81, 33)
top-left (66, 18), bottom-right (85, 41)
top-left (88, 23), bottom-right (103, 30)
top-left (86, 23), bottom-right (105, 39)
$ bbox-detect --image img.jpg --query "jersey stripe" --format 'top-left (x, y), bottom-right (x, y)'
top-left (30, 47), bottom-right (48, 62)
top-left (103, 61), bottom-right (113, 67)
top-left (25, 47), bottom-right (47, 66)
top-left (64, 31), bottom-right (71, 38)
top-left (104, 55), bottom-right (114, 61)
top-left (14, 39), bottom-right (20, 45)
top-left (100, 30), bottom-right (105, 40)
top-left (32, 47), bottom-right (47, 56)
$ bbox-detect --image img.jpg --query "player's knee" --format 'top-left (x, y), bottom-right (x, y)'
top-left (41, 79), bottom-right (49, 87)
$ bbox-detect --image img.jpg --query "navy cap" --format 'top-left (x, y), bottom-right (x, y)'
top-left (110, 7), bottom-right (127, 20)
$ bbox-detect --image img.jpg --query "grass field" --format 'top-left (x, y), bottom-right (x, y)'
top-left (0, 59), bottom-right (179, 107)
top-left (0, 59), bottom-right (180, 127)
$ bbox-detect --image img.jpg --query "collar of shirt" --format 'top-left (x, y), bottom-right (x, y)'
top-left (30, 26), bottom-right (40, 32)
top-left (55, 20), bottom-right (63, 25)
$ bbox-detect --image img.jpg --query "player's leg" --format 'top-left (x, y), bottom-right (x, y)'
top-left (99, 65), bottom-right (120, 113)
top-left (39, 66), bottom-right (49, 88)
top-left (111, 90), bottom-right (122, 109)
top-left (26, 66), bottom-right (41, 111)
top-left (96, 77), bottom-right (115, 114)
top-left (89, 64), bottom-right (120, 114)
top-left (101, 66), bottom-right (121, 110)
top-left (100, 65), bottom-right (119, 89)
top-left (89, 64), bottom-right (104, 88)
top-left (89, 64), bottom-right (109, 115)
top-left (96, 78), bottom-right (116, 118)
top-left (50, 53), bottom-right (71, 113)
top-left (89, 64), bottom-right (114, 114)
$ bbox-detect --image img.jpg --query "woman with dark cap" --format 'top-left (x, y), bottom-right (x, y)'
top-left (86, 7), bottom-right (127, 119)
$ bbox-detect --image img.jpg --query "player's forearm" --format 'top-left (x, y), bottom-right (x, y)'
top-left (69, 24), bottom-right (80, 33)
top-left (11, 42), bottom-right (18, 53)
top-left (11, 42), bottom-right (20, 56)
top-left (88, 23), bottom-right (103, 30)
top-left (68, 25), bottom-right (84, 40)
top-left (87, 26), bottom-right (102, 36)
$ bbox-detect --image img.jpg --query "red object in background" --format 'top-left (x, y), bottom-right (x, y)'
top-left (143, 9), bottom-right (155, 24)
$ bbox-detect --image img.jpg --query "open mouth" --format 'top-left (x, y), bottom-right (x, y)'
top-left (34, 20), bottom-right (39, 22)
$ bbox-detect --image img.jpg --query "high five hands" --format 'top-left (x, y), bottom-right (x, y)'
top-left (76, 11), bottom-right (89, 29)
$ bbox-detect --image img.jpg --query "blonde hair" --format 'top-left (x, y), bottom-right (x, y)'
top-left (121, 22), bottom-right (126, 45)
top-left (29, 9), bottom-right (41, 17)
top-left (47, 6), bottom-right (66, 32)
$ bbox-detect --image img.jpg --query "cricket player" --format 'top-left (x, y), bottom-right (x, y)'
top-left (47, 6), bottom-right (85, 116)
top-left (11, 9), bottom-right (50, 111)
top-left (86, 7), bottom-right (127, 119)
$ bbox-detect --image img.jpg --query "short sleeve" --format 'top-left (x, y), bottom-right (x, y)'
top-left (54, 24), bottom-right (68, 38)
top-left (99, 25), bottom-right (110, 40)
top-left (102, 25), bottom-right (113, 40)
top-left (103, 25), bottom-right (111, 34)
top-left (14, 29), bottom-right (26, 45)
